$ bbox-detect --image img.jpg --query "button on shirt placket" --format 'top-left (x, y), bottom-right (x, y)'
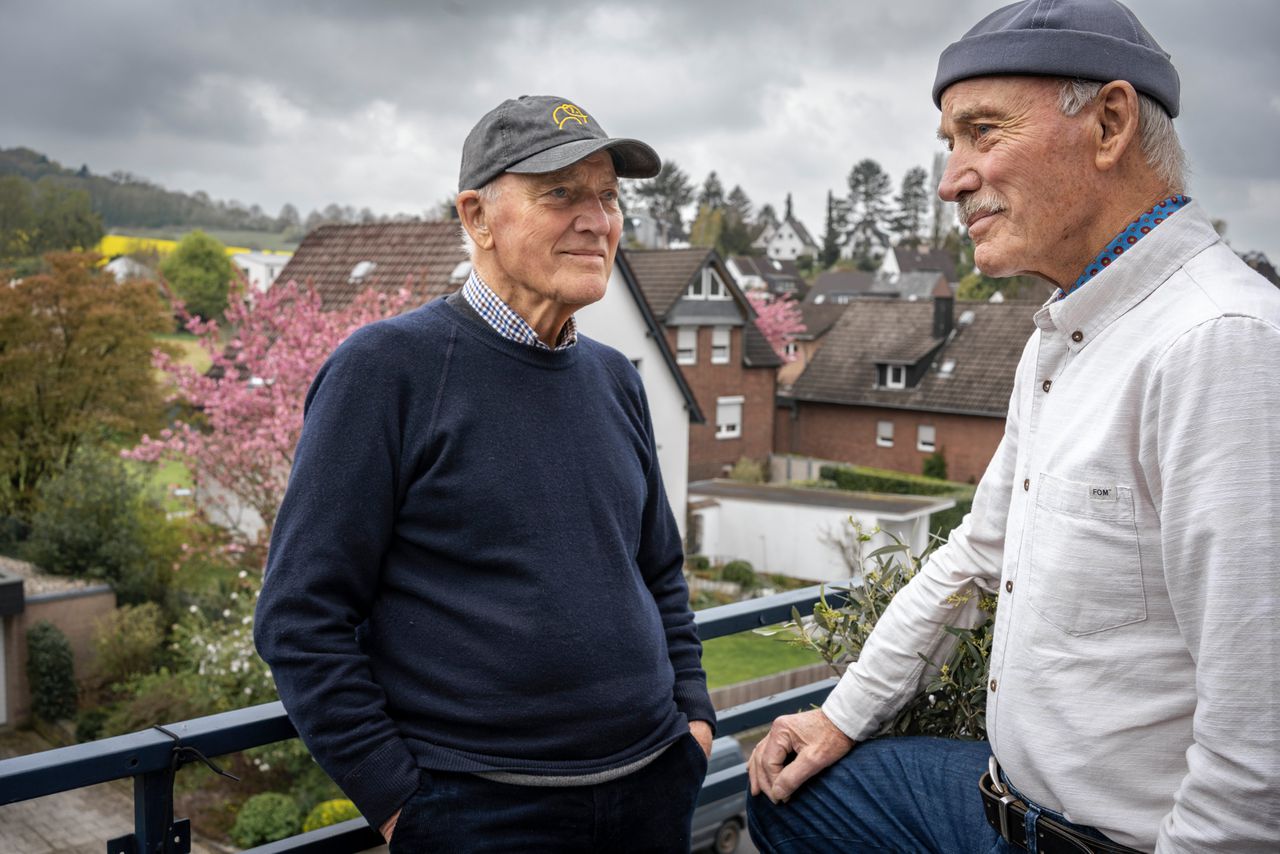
top-left (990, 310), bottom-right (1072, 750)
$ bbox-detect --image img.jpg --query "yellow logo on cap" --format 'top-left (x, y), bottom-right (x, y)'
top-left (552, 103), bottom-right (590, 130)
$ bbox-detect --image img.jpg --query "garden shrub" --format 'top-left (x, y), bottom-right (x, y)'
top-left (230, 792), bottom-right (302, 848)
top-left (728, 456), bottom-right (766, 484)
top-left (922, 451), bottom-right (948, 481)
top-left (99, 668), bottom-right (209, 738)
top-left (302, 799), bottom-right (362, 833)
top-left (685, 555), bottom-right (711, 572)
top-left (22, 447), bottom-right (176, 605)
top-left (92, 602), bottom-right (167, 689)
top-left (770, 524), bottom-right (995, 740)
top-left (76, 705), bottom-right (110, 742)
top-left (27, 620), bottom-right (77, 721)
top-left (721, 560), bottom-right (758, 589)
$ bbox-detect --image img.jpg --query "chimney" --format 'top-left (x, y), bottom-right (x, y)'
top-left (932, 275), bottom-right (954, 339)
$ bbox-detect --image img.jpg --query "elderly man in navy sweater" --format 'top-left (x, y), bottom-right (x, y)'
top-left (255, 95), bottom-right (716, 852)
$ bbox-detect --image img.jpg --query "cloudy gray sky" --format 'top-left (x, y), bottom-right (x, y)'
top-left (3, 0), bottom-right (1278, 260)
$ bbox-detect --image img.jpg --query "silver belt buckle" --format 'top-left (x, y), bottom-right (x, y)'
top-left (989, 756), bottom-right (1018, 842)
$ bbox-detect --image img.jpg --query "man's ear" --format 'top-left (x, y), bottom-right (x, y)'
top-left (1094, 80), bottom-right (1142, 173)
top-left (457, 190), bottom-right (495, 251)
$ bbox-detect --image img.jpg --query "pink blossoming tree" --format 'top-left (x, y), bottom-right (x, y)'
top-left (746, 291), bottom-right (807, 361)
top-left (126, 278), bottom-right (413, 557)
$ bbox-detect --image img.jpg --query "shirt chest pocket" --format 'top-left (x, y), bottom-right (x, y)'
top-left (1025, 472), bottom-right (1147, 636)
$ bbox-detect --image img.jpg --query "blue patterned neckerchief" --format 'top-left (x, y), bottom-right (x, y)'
top-left (1055, 194), bottom-right (1191, 301)
top-left (460, 269), bottom-right (578, 351)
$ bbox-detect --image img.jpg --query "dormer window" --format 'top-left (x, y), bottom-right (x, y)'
top-left (684, 266), bottom-right (731, 300)
top-left (878, 364), bottom-right (907, 389)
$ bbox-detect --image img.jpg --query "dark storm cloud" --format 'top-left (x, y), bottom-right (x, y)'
top-left (1, 0), bottom-right (1277, 257)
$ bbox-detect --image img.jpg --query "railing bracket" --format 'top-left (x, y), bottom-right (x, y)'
top-left (107, 818), bottom-right (190, 854)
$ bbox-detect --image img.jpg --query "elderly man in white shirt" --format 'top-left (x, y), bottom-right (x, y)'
top-left (746, 2), bottom-right (1280, 853)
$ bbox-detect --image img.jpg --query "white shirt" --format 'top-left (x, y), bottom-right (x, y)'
top-left (821, 202), bottom-right (1280, 853)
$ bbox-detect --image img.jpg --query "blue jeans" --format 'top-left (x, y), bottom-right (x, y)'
top-left (388, 732), bottom-right (707, 853)
top-left (748, 737), bottom-right (1007, 854)
top-left (748, 737), bottom-right (1118, 854)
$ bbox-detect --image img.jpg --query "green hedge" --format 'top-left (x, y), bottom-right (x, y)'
top-left (820, 464), bottom-right (974, 543)
top-left (27, 621), bottom-right (77, 721)
top-left (819, 464), bottom-right (965, 496)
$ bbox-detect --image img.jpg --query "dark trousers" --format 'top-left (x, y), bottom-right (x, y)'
top-left (389, 733), bottom-right (708, 853)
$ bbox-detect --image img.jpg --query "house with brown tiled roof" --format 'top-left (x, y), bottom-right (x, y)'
top-left (880, 246), bottom-right (960, 286)
top-left (777, 300), bottom-right (851, 390)
top-left (726, 255), bottom-right (806, 300)
top-left (776, 294), bottom-right (1034, 483)
top-left (273, 221), bottom-right (470, 309)
top-left (274, 222), bottom-right (705, 528)
top-left (627, 247), bottom-right (782, 481)
top-left (805, 269), bottom-right (883, 305)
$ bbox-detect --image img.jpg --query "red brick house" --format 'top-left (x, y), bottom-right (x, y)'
top-left (776, 295), bottom-right (1035, 484)
top-left (627, 248), bottom-right (782, 481)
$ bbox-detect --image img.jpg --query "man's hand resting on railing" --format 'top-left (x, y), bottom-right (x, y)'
top-left (380, 720), bottom-right (715, 842)
top-left (748, 709), bottom-right (854, 804)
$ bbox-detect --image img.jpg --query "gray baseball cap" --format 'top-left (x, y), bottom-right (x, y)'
top-left (458, 95), bottom-right (661, 191)
top-left (933, 0), bottom-right (1180, 117)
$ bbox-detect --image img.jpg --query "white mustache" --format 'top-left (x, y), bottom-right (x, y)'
top-left (958, 194), bottom-right (1006, 224)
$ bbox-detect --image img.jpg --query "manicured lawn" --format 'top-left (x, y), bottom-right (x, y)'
top-left (154, 332), bottom-right (211, 374)
top-left (701, 627), bottom-right (824, 689)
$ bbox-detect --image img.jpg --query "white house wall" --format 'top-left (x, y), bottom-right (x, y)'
top-left (690, 495), bottom-right (932, 583)
top-left (576, 269), bottom-right (690, 536)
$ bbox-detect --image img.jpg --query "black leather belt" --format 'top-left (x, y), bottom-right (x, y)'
top-left (978, 758), bottom-right (1142, 854)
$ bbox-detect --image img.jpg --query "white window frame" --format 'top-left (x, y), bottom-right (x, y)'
top-left (676, 326), bottom-right (698, 365)
top-left (885, 365), bottom-right (906, 389)
top-left (783, 341), bottom-right (798, 359)
top-left (704, 267), bottom-right (731, 300)
top-left (711, 326), bottom-right (731, 364)
top-left (876, 420), bottom-right (894, 448)
top-left (685, 273), bottom-right (705, 299)
top-left (715, 395), bottom-right (744, 439)
top-left (917, 424), bottom-right (937, 453)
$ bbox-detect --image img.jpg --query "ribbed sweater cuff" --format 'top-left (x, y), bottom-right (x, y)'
top-left (340, 738), bottom-right (421, 830)
top-left (674, 680), bottom-right (717, 736)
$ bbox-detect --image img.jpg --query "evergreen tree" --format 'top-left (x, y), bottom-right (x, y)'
top-left (845, 159), bottom-right (892, 269)
top-left (756, 202), bottom-right (779, 233)
top-left (929, 152), bottom-right (953, 250)
top-left (890, 166), bottom-right (930, 249)
top-left (634, 161), bottom-right (695, 241)
top-left (820, 190), bottom-right (849, 269)
top-left (696, 171), bottom-right (725, 211)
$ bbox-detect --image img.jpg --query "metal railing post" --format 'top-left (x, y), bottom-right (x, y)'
top-left (106, 768), bottom-right (190, 854)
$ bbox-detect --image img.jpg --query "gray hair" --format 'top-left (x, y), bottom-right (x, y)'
top-left (458, 179), bottom-right (505, 259)
top-left (1057, 78), bottom-right (1186, 194)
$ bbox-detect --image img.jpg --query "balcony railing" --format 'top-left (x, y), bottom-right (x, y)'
top-left (0, 584), bottom-right (840, 854)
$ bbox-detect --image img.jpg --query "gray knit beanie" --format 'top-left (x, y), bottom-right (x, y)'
top-left (933, 0), bottom-right (1180, 116)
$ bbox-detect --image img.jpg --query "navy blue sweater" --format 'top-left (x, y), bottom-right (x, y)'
top-left (254, 293), bottom-right (713, 828)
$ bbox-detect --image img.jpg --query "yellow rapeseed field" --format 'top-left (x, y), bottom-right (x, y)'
top-left (97, 234), bottom-right (258, 258)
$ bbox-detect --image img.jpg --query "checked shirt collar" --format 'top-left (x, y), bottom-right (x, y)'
top-left (461, 269), bottom-right (578, 351)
